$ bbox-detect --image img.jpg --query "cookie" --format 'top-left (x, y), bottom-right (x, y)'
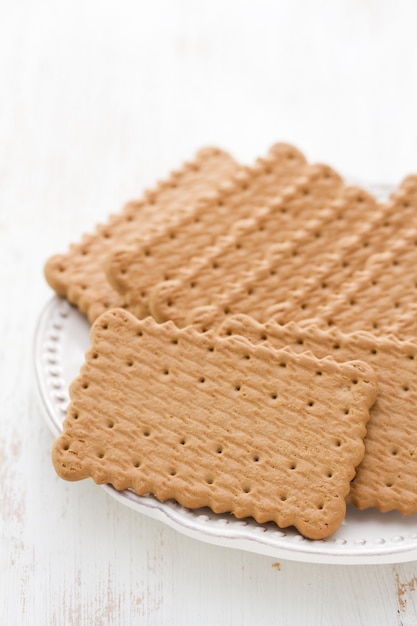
top-left (51, 309), bottom-right (377, 540)
top-left (44, 147), bottom-right (240, 322)
top-left (179, 186), bottom-right (378, 330)
top-left (150, 184), bottom-right (373, 326)
top-left (186, 176), bottom-right (417, 333)
top-left (105, 144), bottom-right (324, 318)
top-left (218, 315), bottom-right (417, 514)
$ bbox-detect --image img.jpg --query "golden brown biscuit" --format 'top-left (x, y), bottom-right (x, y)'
top-left (150, 184), bottom-right (373, 326)
top-left (52, 309), bottom-right (377, 540)
top-left (45, 147), bottom-right (240, 322)
top-left (105, 143), bottom-right (319, 318)
top-left (218, 314), bottom-right (417, 514)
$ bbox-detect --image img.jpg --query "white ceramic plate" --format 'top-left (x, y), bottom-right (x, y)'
top-left (34, 295), bottom-right (417, 564)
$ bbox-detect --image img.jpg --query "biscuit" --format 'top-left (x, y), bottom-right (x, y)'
top-left (150, 184), bottom-right (373, 326)
top-left (218, 314), bottom-right (417, 514)
top-left (51, 309), bottom-right (377, 540)
top-left (44, 147), bottom-right (240, 322)
top-left (187, 176), bottom-right (417, 332)
top-left (180, 187), bottom-right (378, 330)
top-left (105, 144), bottom-right (324, 318)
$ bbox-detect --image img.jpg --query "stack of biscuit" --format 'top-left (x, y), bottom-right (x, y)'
top-left (46, 144), bottom-right (417, 540)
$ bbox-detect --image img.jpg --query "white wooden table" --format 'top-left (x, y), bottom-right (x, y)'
top-left (2, 1), bottom-right (417, 623)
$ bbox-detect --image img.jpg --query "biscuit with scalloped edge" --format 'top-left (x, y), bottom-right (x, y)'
top-left (186, 177), bottom-right (417, 332)
top-left (52, 309), bottom-right (377, 540)
top-left (44, 147), bottom-right (240, 322)
top-left (105, 143), bottom-right (318, 318)
top-left (150, 184), bottom-right (373, 326)
top-left (218, 314), bottom-right (417, 514)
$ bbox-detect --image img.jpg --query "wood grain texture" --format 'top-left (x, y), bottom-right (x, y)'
top-left (1, 0), bottom-right (417, 624)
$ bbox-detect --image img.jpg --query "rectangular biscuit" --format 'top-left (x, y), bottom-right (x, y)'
top-left (149, 185), bottom-right (378, 326)
top-left (44, 147), bottom-right (240, 322)
top-left (218, 314), bottom-right (417, 514)
top-left (52, 309), bottom-right (377, 540)
top-left (185, 176), bottom-right (417, 332)
top-left (105, 145), bottom-right (337, 319)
